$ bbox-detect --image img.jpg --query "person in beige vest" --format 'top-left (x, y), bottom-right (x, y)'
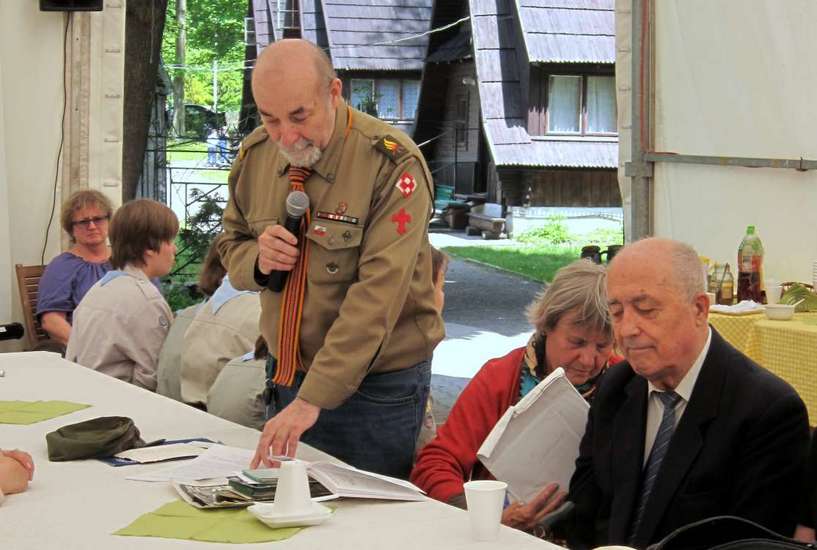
top-left (218, 39), bottom-right (444, 478)
top-left (180, 236), bottom-right (261, 406)
top-left (207, 342), bottom-right (267, 430)
top-left (156, 303), bottom-right (201, 401)
top-left (66, 200), bottom-right (178, 391)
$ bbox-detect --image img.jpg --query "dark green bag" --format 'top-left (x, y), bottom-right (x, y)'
top-left (46, 416), bottom-right (145, 461)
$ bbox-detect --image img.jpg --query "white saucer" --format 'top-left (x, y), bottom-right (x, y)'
top-left (248, 501), bottom-right (332, 528)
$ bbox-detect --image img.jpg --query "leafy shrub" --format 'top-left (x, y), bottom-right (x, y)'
top-left (516, 216), bottom-right (574, 245)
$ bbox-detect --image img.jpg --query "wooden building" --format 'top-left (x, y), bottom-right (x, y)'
top-left (415, 0), bottom-right (620, 207)
top-left (250, 0), bottom-right (433, 137)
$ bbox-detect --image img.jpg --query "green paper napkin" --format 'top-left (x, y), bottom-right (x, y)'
top-left (0, 400), bottom-right (91, 424)
top-left (114, 500), bottom-right (302, 544)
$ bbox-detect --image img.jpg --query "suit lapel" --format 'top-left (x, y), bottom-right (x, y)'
top-left (635, 330), bottom-right (726, 545)
top-left (608, 371), bottom-right (647, 543)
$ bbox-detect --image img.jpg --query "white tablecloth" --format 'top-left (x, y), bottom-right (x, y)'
top-left (0, 352), bottom-right (561, 549)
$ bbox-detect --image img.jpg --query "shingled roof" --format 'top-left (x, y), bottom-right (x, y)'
top-left (469, 0), bottom-right (617, 168)
top-left (251, 0), bottom-right (433, 71)
top-left (518, 0), bottom-right (615, 64)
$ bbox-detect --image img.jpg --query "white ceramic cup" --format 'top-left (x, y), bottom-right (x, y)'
top-left (766, 282), bottom-right (782, 305)
top-left (464, 480), bottom-right (507, 541)
top-left (271, 461), bottom-right (312, 515)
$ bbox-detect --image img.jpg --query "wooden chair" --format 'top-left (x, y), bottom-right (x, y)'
top-left (14, 264), bottom-right (53, 350)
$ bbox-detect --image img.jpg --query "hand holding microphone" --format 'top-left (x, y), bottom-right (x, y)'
top-left (258, 191), bottom-right (310, 292)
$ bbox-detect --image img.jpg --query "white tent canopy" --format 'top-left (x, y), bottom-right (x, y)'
top-left (618, 0), bottom-right (817, 282)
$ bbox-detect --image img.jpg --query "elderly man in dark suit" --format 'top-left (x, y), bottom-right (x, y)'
top-left (567, 237), bottom-right (809, 549)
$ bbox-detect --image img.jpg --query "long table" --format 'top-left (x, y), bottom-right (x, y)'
top-left (710, 312), bottom-right (817, 422)
top-left (0, 352), bottom-right (561, 549)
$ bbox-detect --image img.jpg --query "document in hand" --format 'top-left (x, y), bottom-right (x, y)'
top-left (476, 367), bottom-right (589, 503)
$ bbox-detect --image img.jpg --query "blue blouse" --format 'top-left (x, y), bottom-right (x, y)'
top-left (36, 252), bottom-right (112, 323)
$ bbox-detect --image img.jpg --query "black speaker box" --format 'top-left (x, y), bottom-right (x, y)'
top-left (40, 0), bottom-right (104, 12)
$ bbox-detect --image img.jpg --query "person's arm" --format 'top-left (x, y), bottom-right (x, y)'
top-left (729, 391), bottom-right (809, 536)
top-left (40, 312), bottom-right (71, 344)
top-left (36, 257), bottom-right (76, 344)
top-left (217, 137), bottom-right (270, 292)
top-left (411, 360), bottom-right (510, 504)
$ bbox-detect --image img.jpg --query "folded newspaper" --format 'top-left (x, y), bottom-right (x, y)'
top-left (476, 367), bottom-right (589, 503)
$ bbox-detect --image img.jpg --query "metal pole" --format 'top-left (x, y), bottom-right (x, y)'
top-left (629, 0), bottom-right (653, 241)
top-left (212, 59), bottom-right (218, 113)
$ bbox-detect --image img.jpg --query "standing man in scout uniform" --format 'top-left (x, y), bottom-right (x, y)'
top-left (218, 39), bottom-right (444, 478)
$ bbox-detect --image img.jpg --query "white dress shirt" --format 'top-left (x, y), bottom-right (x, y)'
top-left (643, 327), bottom-right (712, 466)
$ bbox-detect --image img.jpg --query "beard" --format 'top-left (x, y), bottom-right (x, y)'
top-left (279, 138), bottom-right (322, 168)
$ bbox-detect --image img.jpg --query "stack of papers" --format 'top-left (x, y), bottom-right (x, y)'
top-left (477, 367), bottom-right (589, 503)
top-left (127, 445), bottom-right (254, 482)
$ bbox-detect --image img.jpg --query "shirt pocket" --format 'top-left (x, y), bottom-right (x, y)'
top-left (305, 220), bottom-right (363, 284)
top-left (247, 217), bottom-right (279, 238)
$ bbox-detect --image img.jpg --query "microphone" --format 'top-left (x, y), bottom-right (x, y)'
top-left (268, 190), bottom-right (310, 292)
top-left (0, 322), bottom-right (24, 341)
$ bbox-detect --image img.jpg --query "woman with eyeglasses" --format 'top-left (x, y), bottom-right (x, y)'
top-left (36, 190), bottom-right (114, 347)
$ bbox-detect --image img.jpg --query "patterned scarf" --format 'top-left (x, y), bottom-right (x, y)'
top-left (520, 332), bottom-right (608, 401)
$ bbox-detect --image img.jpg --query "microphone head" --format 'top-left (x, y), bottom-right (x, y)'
top-left (285, 191), bottom-right (310, 218)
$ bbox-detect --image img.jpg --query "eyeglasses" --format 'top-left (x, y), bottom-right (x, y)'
top-left (72, 215), bottom-right (109, 229)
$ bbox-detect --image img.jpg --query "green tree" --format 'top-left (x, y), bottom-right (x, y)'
top-left (162, 0), bottom-right (246, 114)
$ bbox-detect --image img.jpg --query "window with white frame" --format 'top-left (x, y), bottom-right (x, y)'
top-left (349, 78), bottom-right (421, 120)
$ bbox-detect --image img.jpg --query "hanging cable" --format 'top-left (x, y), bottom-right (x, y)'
top-left (42, 12), bottom-right (70, 265)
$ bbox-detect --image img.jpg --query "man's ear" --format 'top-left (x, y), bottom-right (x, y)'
top-left (693, 292), bottom-right (710, 325)
top-left (329, 78), bottom-right (342, 107)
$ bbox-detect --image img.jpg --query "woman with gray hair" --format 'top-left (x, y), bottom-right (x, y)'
top-left (411, 259), bottom-right (621, 535)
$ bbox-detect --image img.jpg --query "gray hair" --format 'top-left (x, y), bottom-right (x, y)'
top-left (667, 240), bottom-right (707, 300)
top-left (527, 259), bottom-right (611, 337)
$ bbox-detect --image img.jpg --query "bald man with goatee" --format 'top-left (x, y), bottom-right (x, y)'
top-left (218, 39), bottom-right (443, 478)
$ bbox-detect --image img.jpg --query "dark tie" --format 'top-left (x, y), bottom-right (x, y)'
top-left (629, 390), bottom-right (682, 544)
top-left (273, 166), bottom-right (312, 387)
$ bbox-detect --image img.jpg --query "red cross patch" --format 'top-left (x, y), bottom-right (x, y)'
top-left (391, 208), bottom-right (411, 235)
top-left (396, 172), bottom-right (417, 199)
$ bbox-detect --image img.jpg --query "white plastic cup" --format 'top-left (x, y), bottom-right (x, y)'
top-left (766, 282), bottom-right (782, 305)
top-left (271, 461), bottom-right (312, 515)
top-left (464, 480), bottom-right (507, 541)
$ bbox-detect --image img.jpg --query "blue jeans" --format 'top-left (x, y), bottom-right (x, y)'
top-left (265, 358), bottom-right (430, 479)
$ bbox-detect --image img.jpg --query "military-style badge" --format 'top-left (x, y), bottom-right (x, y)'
top-left (374, 135), bottom-right (407, 161)
top-left (396, 172), bottom-right (417, 199)
top-left (391, 208), bottom-right (412, 235)
top-left (313, 225), bottom-right (327, 237)
top-left (335, 201), bottom-right (348, 215)
top-left (315, 211), bottom-right (359, 225)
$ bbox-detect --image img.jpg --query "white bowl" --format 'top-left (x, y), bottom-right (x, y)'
top-left (765, 304), bottom-right (795, 320)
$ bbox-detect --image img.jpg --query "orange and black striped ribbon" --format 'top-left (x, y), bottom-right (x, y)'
top-left (273, 166), bottom-right (312, 386)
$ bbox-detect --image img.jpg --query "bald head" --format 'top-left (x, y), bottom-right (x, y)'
top-left (253, 39), bottom-right (336, 96)
top-left (609, 238), bottom-right (705, 301)
top-left (251, 39), bottom-right (343, 166)
top-left (606, 237), bottom-right (710, 389)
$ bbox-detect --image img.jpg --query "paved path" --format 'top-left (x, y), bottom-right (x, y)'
top-left (428, 231), bottom-right (543, 421)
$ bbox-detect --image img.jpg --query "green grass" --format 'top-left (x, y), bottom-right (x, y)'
top-left (443, 244), bottom-right (580, 283)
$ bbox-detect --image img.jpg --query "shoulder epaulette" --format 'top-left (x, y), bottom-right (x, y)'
top-left (373, 135), bottom-right (411, 163)
top-left (237, 127), bottom-right (269, 161)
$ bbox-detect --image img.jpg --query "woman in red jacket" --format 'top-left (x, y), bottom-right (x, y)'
top-left (411, 259), bottom-right (621, 533)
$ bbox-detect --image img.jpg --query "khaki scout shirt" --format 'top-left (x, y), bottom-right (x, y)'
top-left (219, 101), bottom-right (445, 409)
top-left (180, 292), bottom-right (261, 405)
top-left (66, 264), bottom-right (172, 391)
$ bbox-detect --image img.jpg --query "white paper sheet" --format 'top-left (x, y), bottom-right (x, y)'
top-left (126, 444), bottom-right (254, 482)
top-left (477, 367), bottom-right (589, 503)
